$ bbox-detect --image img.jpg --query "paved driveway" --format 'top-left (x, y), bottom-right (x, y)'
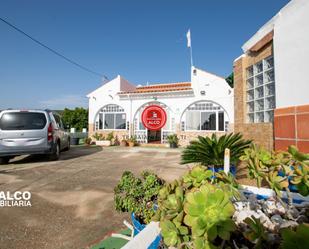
top-left (0, 146), bottom-right (188, 249)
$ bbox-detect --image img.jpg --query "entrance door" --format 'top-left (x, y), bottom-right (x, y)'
top-left (147, 129), bottom-right (161, 144)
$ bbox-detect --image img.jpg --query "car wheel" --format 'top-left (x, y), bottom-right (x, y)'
top-left (49, 142), bottom-right (60, 161)
top-left (0, 157), bottom-right (10, 165)
top-left (63, 138), bottom-right (70, 151)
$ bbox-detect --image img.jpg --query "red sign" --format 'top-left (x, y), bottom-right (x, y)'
top-left (141, 105), bottom-right (167, 131)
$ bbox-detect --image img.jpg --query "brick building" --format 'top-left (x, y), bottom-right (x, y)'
top-left (234, 0), bottom-right (309, 152)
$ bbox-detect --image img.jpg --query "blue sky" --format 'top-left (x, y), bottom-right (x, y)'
top-left (0, 0), bottom-right (290, 109)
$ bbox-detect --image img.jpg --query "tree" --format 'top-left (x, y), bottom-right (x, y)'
top-left (61, 107), bottom-right (88, 131)
top-left (225, 72), bottom-right (234, 88)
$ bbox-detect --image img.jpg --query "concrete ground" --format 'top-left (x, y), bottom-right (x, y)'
top-left (0, 146), bottom-right (188, 249)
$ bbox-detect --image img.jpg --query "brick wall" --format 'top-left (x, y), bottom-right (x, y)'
top-left (274, 104), bottom-right (309, 153)
top-left (177, 131), bottom-right (227, 147)
top-left (233, 42), bottom-right (274, 151)
top-left (88, 124), bottom-right (129, 142)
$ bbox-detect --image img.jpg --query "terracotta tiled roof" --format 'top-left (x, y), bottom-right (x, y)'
top-left (119, 82), bottom-right (192, 94)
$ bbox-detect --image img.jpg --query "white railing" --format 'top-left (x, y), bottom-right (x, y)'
top-left (161, 130), bottom-right (174, 144)
top-left (134, 130), bottom-right (147, 144)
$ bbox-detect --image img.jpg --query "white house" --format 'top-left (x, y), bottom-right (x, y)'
top-left (87, 66), bottom-right (234, 146)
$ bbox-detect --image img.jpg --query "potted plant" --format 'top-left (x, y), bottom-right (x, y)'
top-left (92, 132), bottom-right (106, 146)
top-left (128, 136), bottom-right (137, 147)
top-left (106, 132), bottom-right (114, 145)
top-left (120, 139), bottom-right (128, 147)
top-left (84, 137), bottom-right (92, 146)
top-left (114, 171), bottom-right (164, 248)
top-left (181, 133), bottom-right (252, 176)
top-left (167, 134), bottom-right (179, 148)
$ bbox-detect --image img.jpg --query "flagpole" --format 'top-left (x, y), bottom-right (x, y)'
top-left (190, 43), bottom-right (193, 68)
top-left (187, 29), bottom-right (193, 68)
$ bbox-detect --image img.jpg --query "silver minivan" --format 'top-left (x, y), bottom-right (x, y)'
top-left (0, 109), bottom-right (70, 164)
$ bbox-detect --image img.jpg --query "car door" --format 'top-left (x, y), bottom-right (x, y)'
top-left (52, 114), bottom-right (65, 150)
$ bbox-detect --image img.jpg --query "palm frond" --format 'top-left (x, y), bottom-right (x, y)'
top-left (181, 133), bottom-right (252, 167)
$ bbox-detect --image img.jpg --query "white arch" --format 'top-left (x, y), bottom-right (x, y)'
top-left (179, 99), bottom-right (231, 123)
top-left (133, 100), bottom-right (172, 120)
top-left (179, 100), bottom-right (230, 132)
top-left (93, 103), bottom-right (127, 129)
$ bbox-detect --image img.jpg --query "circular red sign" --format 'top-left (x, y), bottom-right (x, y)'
top-left (141, 105), bottom-right (167, 131)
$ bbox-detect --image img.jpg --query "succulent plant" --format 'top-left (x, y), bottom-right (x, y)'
top-left (214, 171), bottom-right (241, 200)
top-left (183, 183), bottom-right (235, 242)
top-left (280, 223), bottom-right (309, 249)
top-left (287, 146), bottom-right (309, 196)
top-left (241, 144), bottom-right (309, 201)
top-left (243, 216), bottom-right (268, 249)
top-left (240, 144), bottom-right (278, 187)
top-left (182, 165), bottom-right (213, 188)
top-left (265, 171), bottom-right (289, 197)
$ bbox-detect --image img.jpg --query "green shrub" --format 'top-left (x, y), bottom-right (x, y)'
top-left (114, 171), bottom-right (164, 224)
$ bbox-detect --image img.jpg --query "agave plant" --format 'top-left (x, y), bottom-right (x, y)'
top-left (181, 133), bottom-right (252, 167)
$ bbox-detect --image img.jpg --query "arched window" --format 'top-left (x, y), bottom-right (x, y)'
top-left (181, 101), bottom-right (227, 132)
top-left (95, 104), bottom-right (126, 130)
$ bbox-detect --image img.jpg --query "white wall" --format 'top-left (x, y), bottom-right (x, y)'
top-left (191, 67), bottom-right (234, 122)
top-left (87, 67), bottom-right (234, 129)
top-left (274, 0), bottom-right (309, 108)
top-left (87, 75), bottom-right (134, 124)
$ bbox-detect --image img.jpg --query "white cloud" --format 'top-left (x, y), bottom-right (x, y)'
top-left (39, 94), bottom-right (88, 110)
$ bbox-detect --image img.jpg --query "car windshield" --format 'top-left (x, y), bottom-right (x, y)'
top-left (0, 112), bottom-right (47, 130)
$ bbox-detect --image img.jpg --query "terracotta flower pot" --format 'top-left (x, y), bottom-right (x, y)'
top-left (128, 141), bottom-right (135, 147)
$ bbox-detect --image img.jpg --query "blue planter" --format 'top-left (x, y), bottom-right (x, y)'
top-left (211, 165), bottom-right (236, 176)
top-left (278, 167), bottom-right (298, 193)
top-left (131, 213), bottom-right (161, 249)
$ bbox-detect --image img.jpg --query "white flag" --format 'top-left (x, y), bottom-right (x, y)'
top-left (186, 29), bottom-right (191, 48)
